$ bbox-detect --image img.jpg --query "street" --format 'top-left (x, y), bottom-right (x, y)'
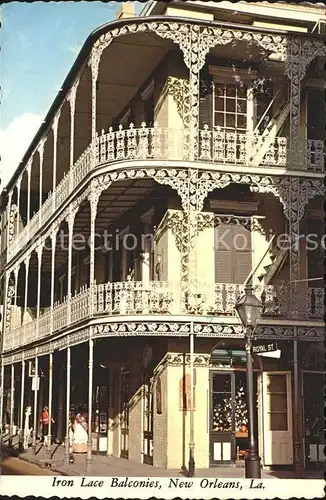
top-left (1, 450), bottom-right (57, 475)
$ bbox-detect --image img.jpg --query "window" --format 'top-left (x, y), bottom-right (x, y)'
top-left (213, 82), bottom-right (248, 131)
top-left (266, 374), bottom-right (288, 431)
top-left (215, 223), bottom-right (252, 283)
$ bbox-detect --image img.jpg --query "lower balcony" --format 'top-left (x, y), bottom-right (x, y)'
top-left (4, 281), bottom-right (324, 352)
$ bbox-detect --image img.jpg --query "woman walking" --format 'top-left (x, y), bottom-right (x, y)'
top-left (73, 410), bottom-right (88, 453)
top-left (40, 406), bottom-right (54, 447)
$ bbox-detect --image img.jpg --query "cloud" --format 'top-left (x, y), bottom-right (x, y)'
top-left (0, 113), bottom-right (43, 190)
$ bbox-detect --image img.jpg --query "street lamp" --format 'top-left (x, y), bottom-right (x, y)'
top-left (235, 283), bottom-right (262, 479)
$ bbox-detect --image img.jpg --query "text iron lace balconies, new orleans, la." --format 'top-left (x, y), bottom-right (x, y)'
top-left (7, 122), bottom-right (325, 260)
top-left (4, 281), bottom-right (324, 352)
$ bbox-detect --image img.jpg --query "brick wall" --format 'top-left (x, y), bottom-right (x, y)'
top-left (153, 368), bottom-right (168, 468)
top-left (166, 360), bottom-right (209, 468)
top-left (128, 386), bottom-right (144, 462)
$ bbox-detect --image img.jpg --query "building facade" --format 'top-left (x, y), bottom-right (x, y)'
top-left (0, 1), bottom-right (325, 472)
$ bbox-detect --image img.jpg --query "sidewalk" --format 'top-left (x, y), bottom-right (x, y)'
top-left (1, 435), bottom-right (323, 479)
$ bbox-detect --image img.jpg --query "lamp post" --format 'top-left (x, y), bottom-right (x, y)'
top-left (235, 283), bottom-right (262, 479)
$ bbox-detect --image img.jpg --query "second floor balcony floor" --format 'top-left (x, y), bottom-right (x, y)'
top-left (3, 279), bottom-right (324, 353)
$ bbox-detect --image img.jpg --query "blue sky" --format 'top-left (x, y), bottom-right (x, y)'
top-left (0, 1), bottom-right (144, 187)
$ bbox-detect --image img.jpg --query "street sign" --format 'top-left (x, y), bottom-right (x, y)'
top-left (28, 361), bottom-right (36, 377)
top-left (259, 350), bottom-right (281, 359)
top-left (32, 376), bottom-right (40, 391)
top-left (252, 342), bottom-right (278, 355)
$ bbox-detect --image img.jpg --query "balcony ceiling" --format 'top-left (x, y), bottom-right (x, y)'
top-left (29, 178), bottom-right (156, 269)
top-left (80, 32), bottom-right (174, 127)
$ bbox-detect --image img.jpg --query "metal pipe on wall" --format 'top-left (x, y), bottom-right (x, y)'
top-left (188, 321), bottom-right (195, 477)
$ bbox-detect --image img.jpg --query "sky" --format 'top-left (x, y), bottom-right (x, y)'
top-left (0, 1), bottom-right (144, 189)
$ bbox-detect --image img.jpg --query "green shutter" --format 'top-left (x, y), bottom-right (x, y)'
top-left (215, 224), bottom-right (233, 283)
top-left (233, 224), bottom-right (252, 283)
top-left (215, 223), bottom-right (252, 284)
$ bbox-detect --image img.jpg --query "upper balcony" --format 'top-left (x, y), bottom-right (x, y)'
top-left (6, 122), bottom-right (325, 262)
top-left (3, 280), bottom-right (324, 352)
top-left (3, 18), bottom-right (326, 265)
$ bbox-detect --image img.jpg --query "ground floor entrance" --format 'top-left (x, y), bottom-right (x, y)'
top-left (209, 370), bottom-right (255, 465)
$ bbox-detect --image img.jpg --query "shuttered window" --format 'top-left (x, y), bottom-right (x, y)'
top-left (215, 223), bottom-right (252, 284)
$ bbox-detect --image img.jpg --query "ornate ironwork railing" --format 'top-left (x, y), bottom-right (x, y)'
top-left (3, 281), bottom-right (324, 352)
top-left (7, 123), bottom-right (324, 261)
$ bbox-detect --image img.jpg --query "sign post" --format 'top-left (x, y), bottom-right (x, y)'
top-left (32, 376), bottom-right (40, 392)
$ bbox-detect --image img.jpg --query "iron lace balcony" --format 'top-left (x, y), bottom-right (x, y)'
top-left (7, 123), bottom-right (325, 261)
top-left (4, 281), bottom-right (324, 352)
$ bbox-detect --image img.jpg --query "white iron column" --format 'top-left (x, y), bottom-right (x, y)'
top-left (0, 363), bottom-right (4, 443)
top-left (88, 187), bottom-right (100, 314)
top-left (64, 346), bottom-right (71, 465)
top-left (13, 267), bottom-right (19, 307)
top-left (23, 256), bottom-right (31, 323)
top-left (46, 351), bottom-right (53, 454)
top-left (66, 210), bottom-right (76, 324)
top-left (32, 355), bottom-right (38, 453)
top-left (140, 209), bottom-right (154, 284)
top-left (9, 363), bottom-right (15, 444)
top-left (18, 358), bottom-right (25, 450)
top-left (68, 80), bottom-right (79, 168)
top-left (16, 177), bottom-right (22, 236)
top-left (6, 190), bottom-right (13, 250)
top-left (36, 245), bottom-right (43, 340)
top-left (90, 52), bottom-right (100, 141)
top-left (87, 337), bottom-right (94, 469)
top-left (52, 113), bottom-right (60, 209)
top-left (38, 140), bottom-right (45, 214)
top-left (119, 226), bottom-right (129, 282)
top-left (50, 232), bottom-right (56, 334)
top-left (26, 160), bottom-right (32, 224)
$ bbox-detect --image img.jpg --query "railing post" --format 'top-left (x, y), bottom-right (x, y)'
top-left (86, 337), bottom-right (94, 472)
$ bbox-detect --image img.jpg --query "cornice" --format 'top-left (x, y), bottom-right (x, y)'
top-left (2, 319), bottom-right (324, 364)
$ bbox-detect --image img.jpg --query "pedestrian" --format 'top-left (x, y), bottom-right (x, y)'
top-left (73, 409), bottom-right (88, 453)
top-left (69, 411), bottom-right (75, 462)
top-left (40, 406), bottom-right (54, 446)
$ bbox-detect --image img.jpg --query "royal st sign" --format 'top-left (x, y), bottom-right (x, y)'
top-left (252, 343), bottom-right (278, 355)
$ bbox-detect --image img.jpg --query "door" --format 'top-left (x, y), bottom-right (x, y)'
top-left (259, 371), bottom-right (293, 465)
top-left (209, 371), bottom-right (236, 465)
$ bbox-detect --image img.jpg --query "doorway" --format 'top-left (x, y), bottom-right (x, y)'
top-left (258, 371), bottom-right (293, 466)
top-left (209, 370), bottom-right (258, 466)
